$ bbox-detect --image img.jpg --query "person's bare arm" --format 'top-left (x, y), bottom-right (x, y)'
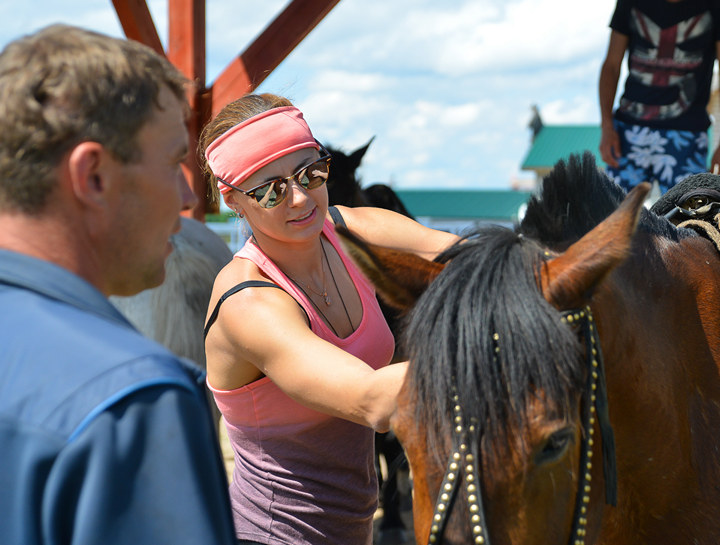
top-left (335, 205), bottom-right (459, 260)
top-left (207, 285), bottom-right (406, 432)
top-left (599, 30), bottom-right (629, 168)
top-left (710, 41), bottom-right (720, 174)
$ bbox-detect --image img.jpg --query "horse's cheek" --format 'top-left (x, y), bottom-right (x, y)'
top-left (403, 440), bottom-right (439, 543)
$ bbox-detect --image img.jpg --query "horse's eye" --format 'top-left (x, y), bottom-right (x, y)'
top-left (682, 195), bottom-right (709, 210)
top-left (534, 429), bottom-right (574, 466)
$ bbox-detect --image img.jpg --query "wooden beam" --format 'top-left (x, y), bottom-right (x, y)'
top-left (111, 0), bottom-right (164, 55)
top-left (211, 0), bottom-right (341, 116)
top-left (168, 0), bottom-right (205, 81)
top-left (168, 0), bottom-right (210, 218)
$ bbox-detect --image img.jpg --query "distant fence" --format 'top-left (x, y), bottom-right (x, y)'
top-left (206, 216), bottom-right (248, 254)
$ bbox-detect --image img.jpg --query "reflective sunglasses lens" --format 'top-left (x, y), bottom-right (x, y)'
top-left (255, 180), bottom-right (288, 208)
top-left (302, 159), bottom-right (330, 190)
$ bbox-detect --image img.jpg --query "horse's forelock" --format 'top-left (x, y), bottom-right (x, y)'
top-left (402, 227), bottom-right (585, 467)
top-left (519, 152), bottom-right (688, 247)
top-left (520, 152), bottom-right (625, 244)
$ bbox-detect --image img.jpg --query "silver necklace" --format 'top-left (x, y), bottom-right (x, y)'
top-left (293, 243), bottom-right (331, 306)
top-left (255, 235), bottom-right (355, 336)
top-left (288, 239), bottom-right (354, 335)
top-left (322, 239), bottom-right (354, 330)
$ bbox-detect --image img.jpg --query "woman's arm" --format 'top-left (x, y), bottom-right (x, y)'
top-left (333, 205), bottom-right (460, 259)
top-left (206, 284), bottom-right (407, 432)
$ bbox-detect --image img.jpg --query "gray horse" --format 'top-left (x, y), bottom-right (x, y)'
top-left (111, 216), bottom-right (233, 421)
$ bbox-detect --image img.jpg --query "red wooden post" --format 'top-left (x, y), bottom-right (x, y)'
top-left (167, 0), bottom-right (210, 218)
top-left (111, 0), bottom-right (164, 54)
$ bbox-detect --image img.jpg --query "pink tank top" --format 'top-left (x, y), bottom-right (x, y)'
top-left (208, 218), bottom-right (395, 545)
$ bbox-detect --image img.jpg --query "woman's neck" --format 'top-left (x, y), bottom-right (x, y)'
top-left (251, 231), bottom-right (326, 284)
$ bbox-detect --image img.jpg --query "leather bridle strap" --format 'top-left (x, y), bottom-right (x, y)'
top-left (563, 307), bottom-right (617, 507)
top-left (426, 306), bottom-right (617, 545)
top-left (427, 393), bottom-right (490, 545)
top-left (563, 307), bottom-right (617, 545)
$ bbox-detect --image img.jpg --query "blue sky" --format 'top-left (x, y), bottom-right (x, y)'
top-left (2, 0), bottom-right (619, 190)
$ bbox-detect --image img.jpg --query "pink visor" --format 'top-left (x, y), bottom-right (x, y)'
top-left (205, 106), bottom-right (319, 195)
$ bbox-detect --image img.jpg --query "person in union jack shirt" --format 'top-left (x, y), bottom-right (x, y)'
top-left (599, 0), bottom-right (720, 194)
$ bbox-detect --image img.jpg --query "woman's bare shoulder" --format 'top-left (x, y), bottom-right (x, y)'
top-left (212, 254), bottom-right (271, 294)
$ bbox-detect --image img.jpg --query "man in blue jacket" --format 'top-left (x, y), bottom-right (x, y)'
top-left (0, 24), bottom-right (236, 544)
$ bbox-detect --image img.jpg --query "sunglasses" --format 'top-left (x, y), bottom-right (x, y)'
top-left (220, 149), bottom-right (332, 209)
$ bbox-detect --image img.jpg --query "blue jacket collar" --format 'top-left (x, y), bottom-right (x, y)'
top-left (0, 249), bottom-right (135, 330)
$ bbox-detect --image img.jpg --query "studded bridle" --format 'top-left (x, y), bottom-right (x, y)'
top-left (426, 306), bottom-right (617, 545)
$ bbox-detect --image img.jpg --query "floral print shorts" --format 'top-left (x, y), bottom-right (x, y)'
top-left (605, 120), bottom-right (708, 194)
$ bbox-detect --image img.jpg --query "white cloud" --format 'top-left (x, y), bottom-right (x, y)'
top-left (309, 70), bottom-right (387, 94)
top-left (433, 102), bottom-right (484, 128)
top-left (542, 96), bottom-right (599, 124)
top-left (291, 0), bottom-right (616, 77)
top-left (205, 0), bottom-right (289, 81)
top-left (0, 0), bottom-right (622, 190)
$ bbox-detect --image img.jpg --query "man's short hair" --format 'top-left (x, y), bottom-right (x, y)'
top-left (0, 24), bottom-right (188, 214)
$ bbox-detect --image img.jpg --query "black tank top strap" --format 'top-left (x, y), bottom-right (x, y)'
top-left (204, 280), bottom-right (283, 339)
top-left (328, 205), bottom-right (346, 228)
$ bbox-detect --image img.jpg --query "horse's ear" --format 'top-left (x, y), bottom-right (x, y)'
top-left (542, 182), bottom-right (650, 310)
top-left (335, 225), bottom-right (444, 310)
top-left (348, 136), bottom-right (375, 170)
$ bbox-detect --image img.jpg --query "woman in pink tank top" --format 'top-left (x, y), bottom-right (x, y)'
top-left (201, 93), bottom-right (458, 545)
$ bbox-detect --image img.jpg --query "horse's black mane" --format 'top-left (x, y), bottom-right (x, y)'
top-left (403, 224), bottom-right (584, 463)
top-left (519, 152), bottom-right (679, 244)
top-left (403, 152), bottom-right (685, 464)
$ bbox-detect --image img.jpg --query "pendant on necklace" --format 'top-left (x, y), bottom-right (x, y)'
top-left (323, 292), bottom-right (331, 306)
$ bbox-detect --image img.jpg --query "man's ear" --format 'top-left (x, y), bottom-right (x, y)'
top-left (65, 142), bottom-right (111, 207)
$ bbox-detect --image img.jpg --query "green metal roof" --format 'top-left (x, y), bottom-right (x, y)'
top-left (394, 189), bottom-right (531, 220)
top-left (521, 125), bottom-right (605, 170)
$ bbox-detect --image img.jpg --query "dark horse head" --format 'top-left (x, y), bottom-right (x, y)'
top-left (324, 138), bottom-right (374, 207)
top-left (338, 152), bottom-right (720, 544)
top-left (324, 138), bottom-right (415, 219)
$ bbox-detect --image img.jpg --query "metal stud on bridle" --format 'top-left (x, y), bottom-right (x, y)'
top-left (426, 306), bottom-right (617, 545)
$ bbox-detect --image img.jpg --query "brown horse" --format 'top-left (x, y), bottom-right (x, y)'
top-left (337, 152), bottom-right (720, 545)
